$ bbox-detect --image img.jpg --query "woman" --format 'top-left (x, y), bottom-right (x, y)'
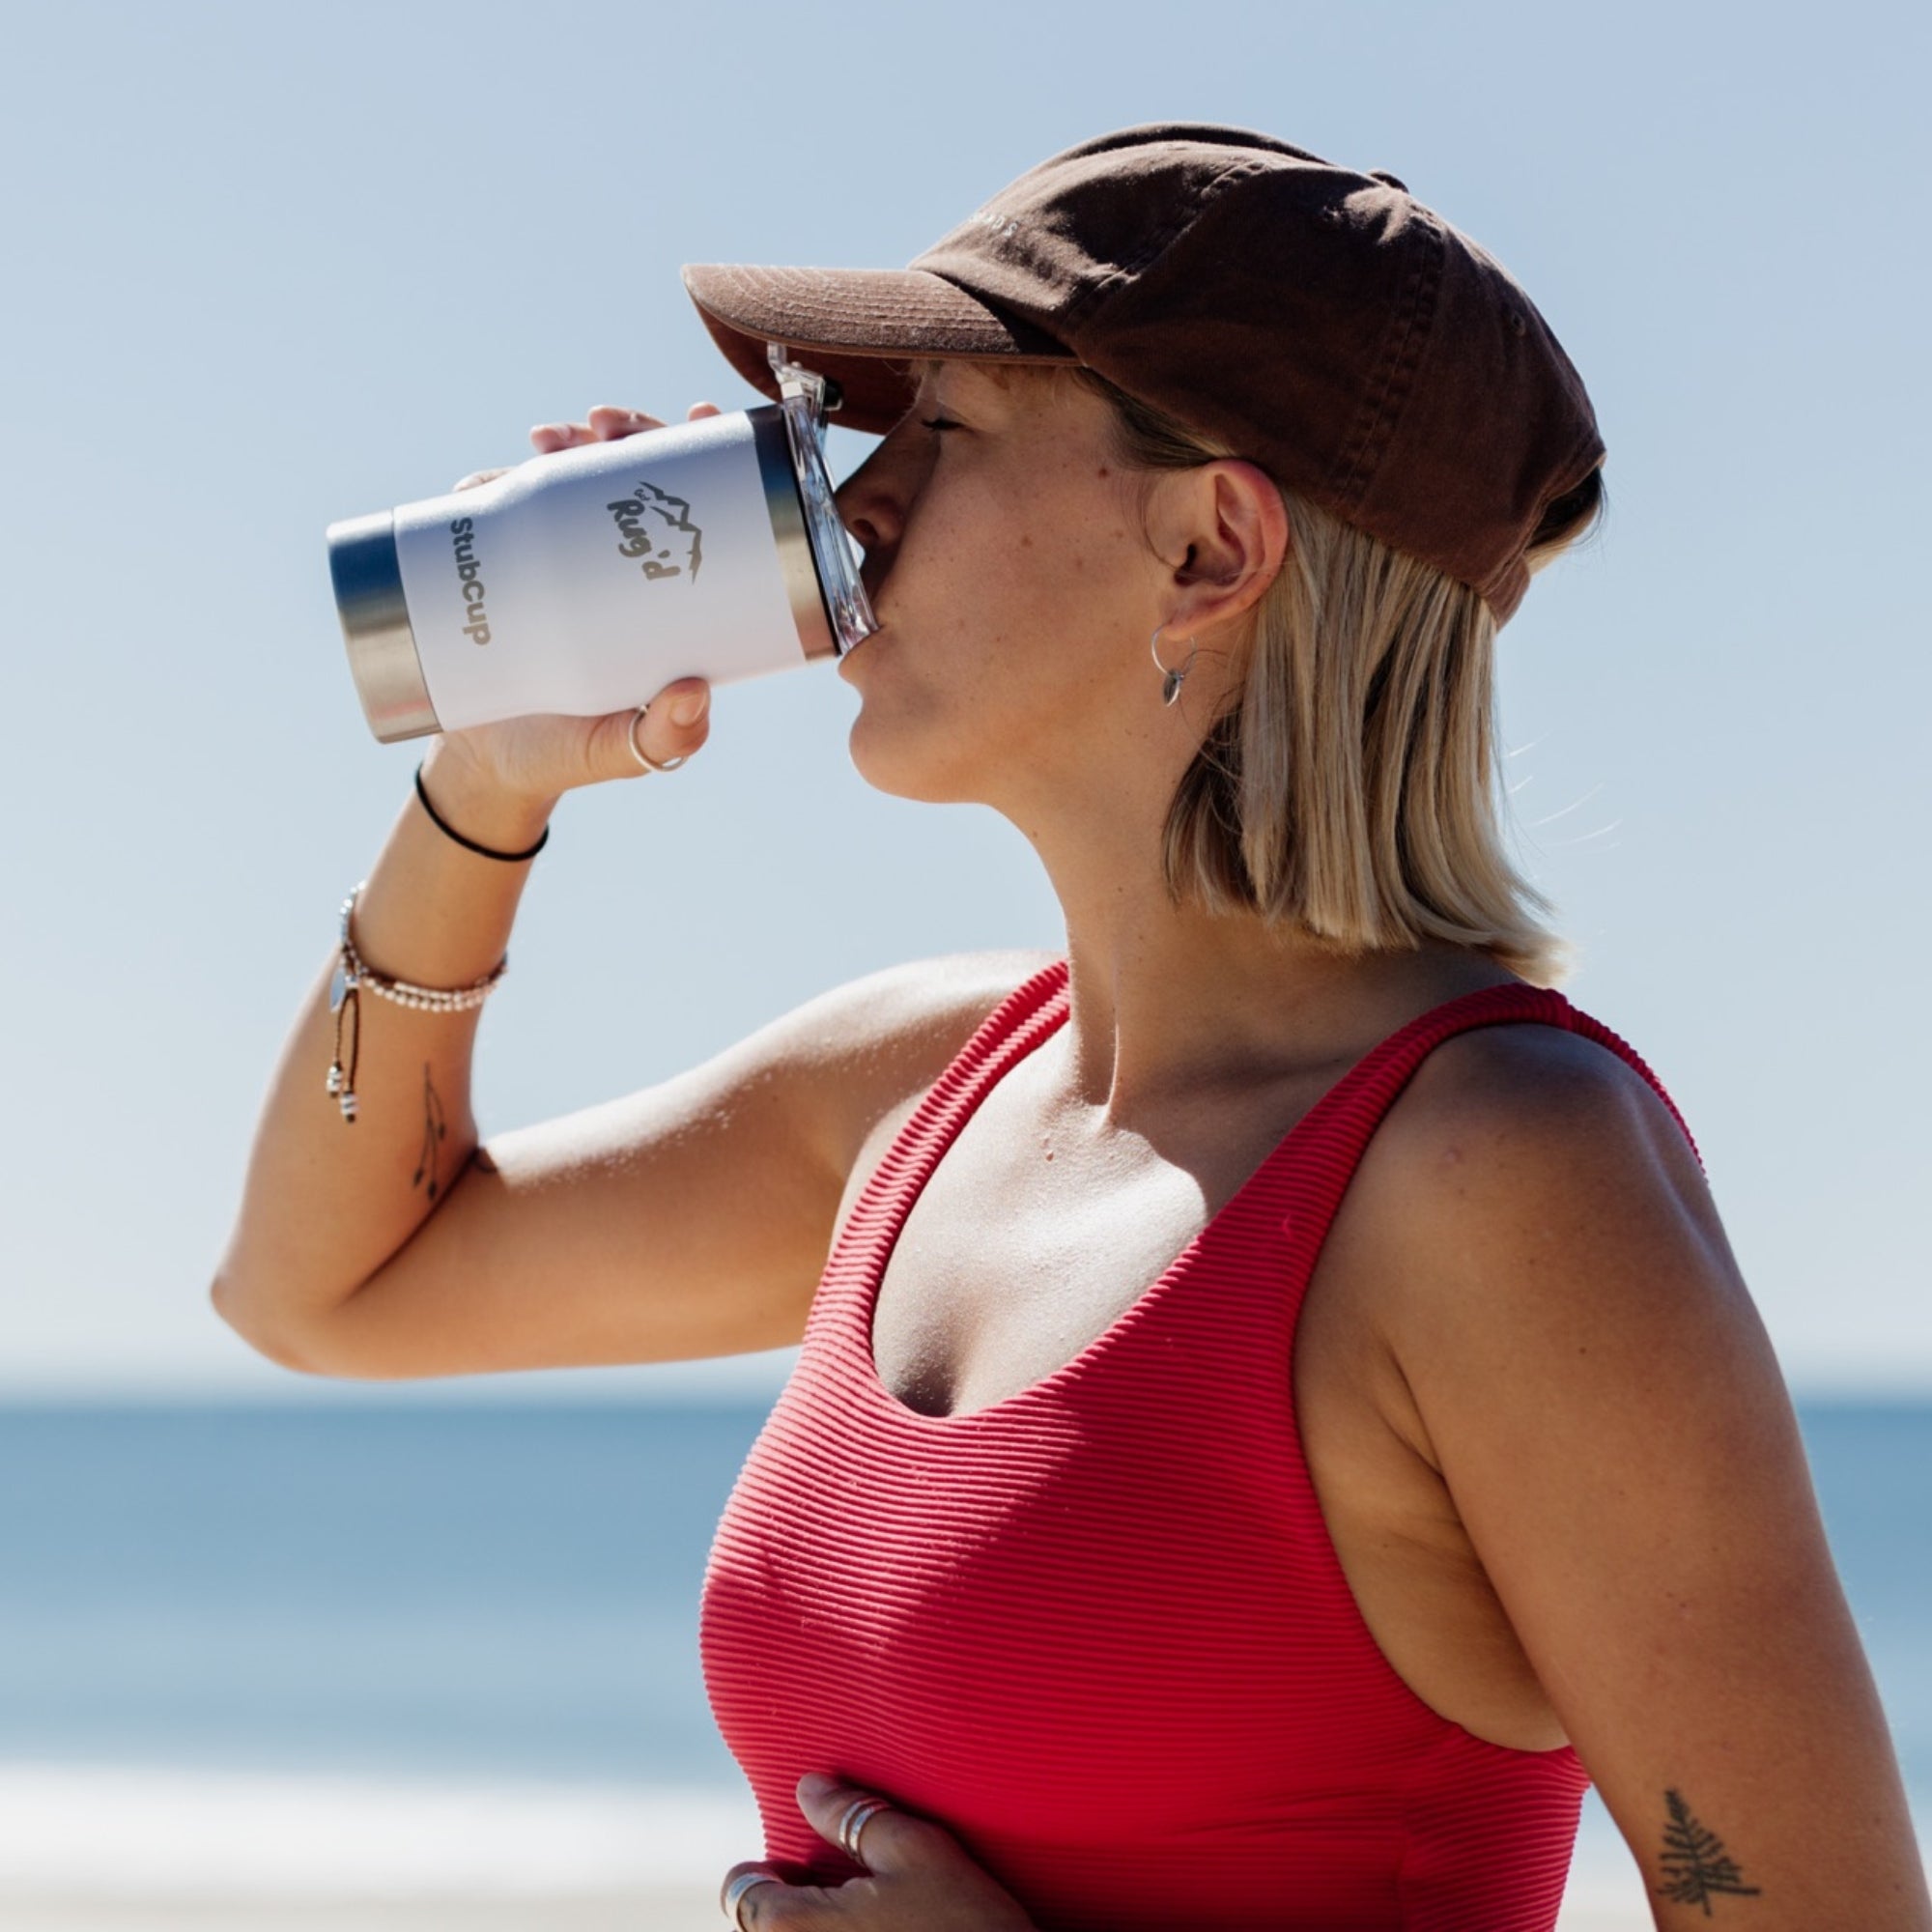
top-left (214, 127), bottom-right (1929, 1930)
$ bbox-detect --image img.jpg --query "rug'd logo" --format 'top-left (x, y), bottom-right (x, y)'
top-left (608, 482), bottom-right (703, 583)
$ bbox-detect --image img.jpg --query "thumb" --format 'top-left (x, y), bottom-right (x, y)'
top-left (590, 677), bottom-right (710, 781)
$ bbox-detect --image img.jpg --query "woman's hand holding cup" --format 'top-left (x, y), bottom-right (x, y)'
top-left (424, 402), bottom-right (724, 823)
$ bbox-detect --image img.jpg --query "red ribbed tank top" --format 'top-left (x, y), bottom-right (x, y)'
top-left (701, 963), bottom-right (1692, 1930)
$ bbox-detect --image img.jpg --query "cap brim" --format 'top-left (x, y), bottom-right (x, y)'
top-left (682, 264), bottom-right (1075, 434)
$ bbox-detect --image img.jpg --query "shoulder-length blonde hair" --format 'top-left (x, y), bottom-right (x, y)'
top-left (1034, 365), bottom-right (1604, 986)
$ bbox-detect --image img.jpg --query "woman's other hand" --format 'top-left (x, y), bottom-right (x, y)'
top-left (427, 403), bottom-right (725, 810)
top-left (721, 1774), bottom-right (1037, 1931)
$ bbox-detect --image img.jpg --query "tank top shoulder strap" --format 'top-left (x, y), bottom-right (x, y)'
top-left (1260, 980), bottom-right (1698, 1268)
top-left (829, 957), bottom-right (1071, 1270)
top-left (917, 956), bottom-right (1070, 1132)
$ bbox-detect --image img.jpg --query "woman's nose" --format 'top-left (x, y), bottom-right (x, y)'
top-left (835, 462), bottom-right (899, 558)
top-left (834, 426), bottom-right (924, 558)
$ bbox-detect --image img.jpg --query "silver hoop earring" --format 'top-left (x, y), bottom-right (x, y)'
top-left (1151, 627), bottom-right (1196, 706)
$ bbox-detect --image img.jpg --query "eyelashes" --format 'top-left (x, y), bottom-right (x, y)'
top-left (919, 416), bottom-right (964, 433)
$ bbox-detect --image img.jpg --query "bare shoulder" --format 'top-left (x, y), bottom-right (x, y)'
top-left (765, 946), bottom-right (1060, 1063)
top-left (759, 947), bottom-right (1063, 1179)
top-left (1373, 1011), bottom-right (1711, 1232)
top-left (1342, 1009), bottom-right (1756, 1406)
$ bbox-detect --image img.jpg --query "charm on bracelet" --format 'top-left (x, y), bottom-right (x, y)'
top-left (325, 882), bottom-right (508, 1125)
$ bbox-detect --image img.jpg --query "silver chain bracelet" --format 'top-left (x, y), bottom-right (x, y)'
top-left (327, 881), bottom-right (508, 1122)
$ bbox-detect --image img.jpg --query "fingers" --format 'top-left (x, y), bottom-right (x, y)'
top-left (529, 406), bottom-right (667, 455)
top-left (527, 421), bottom-right (591, 455)
top-left (587, 403), bottom-right (668, 440)
top-left (720, 1865), bottom-right (848, 1932)
top-left (794, 1773), bottom-right (946, 1878)
top-left (529, 404), bottom-right (718, 455)
top-left (720, 1864), bottom-right (785, 1929)
top-left (449, 466), bottom-right (511, 493)
top-left (728, 1778), bottom-right (1029, 1931)
top-left (796, 1772), bottom-right (887, 1866)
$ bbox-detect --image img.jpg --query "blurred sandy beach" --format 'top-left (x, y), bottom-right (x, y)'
top-left (0, 1896), bottom-right (715, 1929)
top-left (0, 1886), bottom-right (1656, 1931)
top-left (0, 1762), bottom-right (1662, 1931)
top-left (0, 1897), bottom-right (1665, 1931)
top-left (0, 1886), bottom-right (1657, 1929)
top-left (0, 1767), bottom-right (745, 1931)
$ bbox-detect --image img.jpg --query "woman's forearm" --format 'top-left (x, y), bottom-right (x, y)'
top-left (210, 743), bottom-right (557, 1368)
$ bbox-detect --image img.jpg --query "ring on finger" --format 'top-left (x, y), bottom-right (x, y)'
top-left (723, 1869), bottom-right (781, 1929)
top-left (837, 1796), bottom-right (893, 1861)
top-left (628, 704), bottom-right (687, 775)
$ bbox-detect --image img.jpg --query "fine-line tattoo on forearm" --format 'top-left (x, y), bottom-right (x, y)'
top-left (412, 1064), bottom-right (447, 1201)
top-left (1656, 1788), bottom-right (1761, 1915)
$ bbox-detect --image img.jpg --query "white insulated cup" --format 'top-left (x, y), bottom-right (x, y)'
top-left (326, 359), bottom-right (876, 743)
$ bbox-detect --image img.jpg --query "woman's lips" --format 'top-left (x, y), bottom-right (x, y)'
top-left (838, 623), bottom-right (883, 674)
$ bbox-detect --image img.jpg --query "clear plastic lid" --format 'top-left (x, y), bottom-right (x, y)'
top-left (770, 346), bottom-right (879, 655)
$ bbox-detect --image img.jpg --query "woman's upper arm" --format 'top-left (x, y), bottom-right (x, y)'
top-left (1375, 1028), bottom-right (1929, 1930)
top-left (294, 950), bottom-right (1053, 1380)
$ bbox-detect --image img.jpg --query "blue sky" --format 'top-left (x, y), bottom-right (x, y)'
top-left (3, 0), bottom-right (1927, 1396)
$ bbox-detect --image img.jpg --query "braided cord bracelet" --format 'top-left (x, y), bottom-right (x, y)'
top-left (326, 882), bottom-right (508, 1123)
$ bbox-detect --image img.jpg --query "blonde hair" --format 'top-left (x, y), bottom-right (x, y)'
top-left (978, 361), bottom-right (1604, 986)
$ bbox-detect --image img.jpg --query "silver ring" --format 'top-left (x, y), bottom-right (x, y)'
top-left (836, 1796), bottom-right (892, 1861)
top-left (722, 1869), bottom-right (781, 1929)
top-left (628, 704), bottom-right (687, 775)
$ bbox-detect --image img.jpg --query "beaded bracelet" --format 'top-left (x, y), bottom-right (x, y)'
top-left (326, 881), bottom-right (508, 1123)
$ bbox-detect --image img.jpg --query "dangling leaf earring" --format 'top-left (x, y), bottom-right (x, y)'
top-left (1151, 626), bottom-right (1196, 705)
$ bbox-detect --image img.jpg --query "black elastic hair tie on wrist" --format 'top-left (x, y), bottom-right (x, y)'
top-left (413, 762), bottom-right (551, 863)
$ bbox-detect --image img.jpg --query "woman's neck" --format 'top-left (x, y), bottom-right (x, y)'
top-left (1028, 817), bottom-right (1515, 1123)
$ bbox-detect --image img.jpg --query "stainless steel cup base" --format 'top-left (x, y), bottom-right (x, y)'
top-left (327, 512), bottom-right (440, 743)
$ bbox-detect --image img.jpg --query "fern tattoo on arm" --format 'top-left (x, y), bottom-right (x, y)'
top-left (1656, 1788), bottom-right (1761, 1915)
top-left (412, 1064), bottom-right (447, 1202)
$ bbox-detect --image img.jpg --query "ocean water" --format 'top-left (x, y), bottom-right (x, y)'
top-left (0, 1396), bottom-right (1925, 1901)
top-left (0, 1400), bottom-right (760, 1789)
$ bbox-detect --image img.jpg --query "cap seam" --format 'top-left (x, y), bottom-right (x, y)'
top-left (1058, 156), bottom-right (1272, 335)
top-left (1326, 209), bottom-right (1446, 513)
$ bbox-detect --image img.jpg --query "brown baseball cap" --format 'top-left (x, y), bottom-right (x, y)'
top-left (683, 124), bottom-right (1603, 624)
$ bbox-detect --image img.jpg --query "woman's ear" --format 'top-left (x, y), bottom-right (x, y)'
top-left (1148, 460), bottom-right (1290, 638)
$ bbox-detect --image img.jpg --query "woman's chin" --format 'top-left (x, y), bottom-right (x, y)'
top-left (846, 708), bottom-right (982, 807)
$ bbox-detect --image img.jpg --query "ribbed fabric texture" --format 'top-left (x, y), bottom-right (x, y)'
top-left (701, 963), bottom-right (1690, 1930)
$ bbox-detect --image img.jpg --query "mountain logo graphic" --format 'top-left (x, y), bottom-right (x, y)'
top-left (608, 481), bottom-right (703, 583)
